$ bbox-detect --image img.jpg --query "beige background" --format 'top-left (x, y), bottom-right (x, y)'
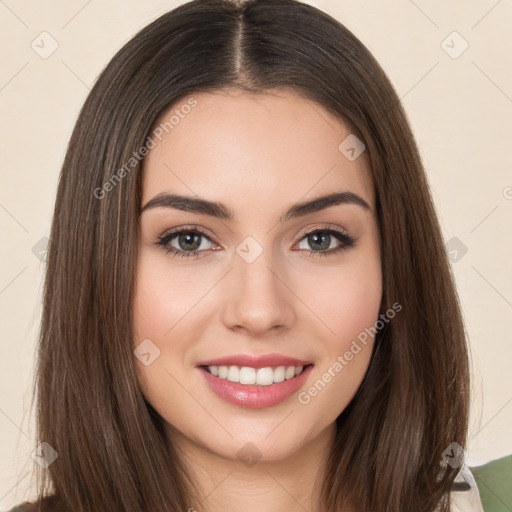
top-left (1, 0), bottom-right (511, 508)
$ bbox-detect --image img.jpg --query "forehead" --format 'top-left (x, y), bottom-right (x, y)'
top-left (141, 88), bottom-right (374, 211)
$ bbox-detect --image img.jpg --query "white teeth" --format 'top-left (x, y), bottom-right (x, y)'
top-left (256, 367), bottom-right (274, 386)
top-left (285, 366), bottom-right (295, 379)
top-left (239, 367), bottom-right (256, 385)
top-left (274, 366), bottom-right (285, 383)
top-left (205, 364), bottom-right (306, 385)
top-left (227, 366), bottom-right (239, 382)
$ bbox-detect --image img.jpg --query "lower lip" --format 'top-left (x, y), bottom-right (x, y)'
top-left (198, 365), bottom-right (314, 409)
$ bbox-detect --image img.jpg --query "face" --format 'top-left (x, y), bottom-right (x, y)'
top-left (133, 88), bottom-right (382, 464)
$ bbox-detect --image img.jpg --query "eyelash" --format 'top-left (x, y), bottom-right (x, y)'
top-left (155, 224), bottom-right (357, 260)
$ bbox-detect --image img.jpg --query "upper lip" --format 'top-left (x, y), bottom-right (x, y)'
top-left (196, 353), bottom-right (313, 368)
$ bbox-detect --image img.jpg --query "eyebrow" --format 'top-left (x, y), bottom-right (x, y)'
top-left (140, 191), bottom-right (371, 222)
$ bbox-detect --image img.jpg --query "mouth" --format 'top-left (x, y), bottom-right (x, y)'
top-left (201, 363), bottom-right (312, 386)
top-left (197, 363), bottom-right (315, 409)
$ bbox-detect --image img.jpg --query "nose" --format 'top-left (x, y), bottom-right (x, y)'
top-left (219, 247), bottom-right (296, 337)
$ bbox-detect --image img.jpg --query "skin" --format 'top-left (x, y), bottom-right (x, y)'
top-left (134, 88), bottom-right (382, 512)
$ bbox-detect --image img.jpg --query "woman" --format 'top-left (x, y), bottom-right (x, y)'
top-left (10, 0), bottom-right (479, 510)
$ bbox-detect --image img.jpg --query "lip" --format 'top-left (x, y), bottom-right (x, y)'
top-left (196, 353), bottom-right (313, 368)
top-left (197, 363), bottom-right (314, 409)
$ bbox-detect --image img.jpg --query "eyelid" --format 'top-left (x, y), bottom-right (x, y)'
top-left (294, 222), bottom-right (351, 240)
top-left (155, 222), bottom-right (356, 258)
top-left (157, 224), bottom-right (219, 246)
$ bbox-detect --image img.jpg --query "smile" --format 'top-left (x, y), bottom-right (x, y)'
top-left (203, 364), bottom-right (306, 385)
top-left (198, 364), bottom-right (314, 409)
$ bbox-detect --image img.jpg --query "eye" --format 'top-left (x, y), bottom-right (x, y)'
top-left (155, 224), bottom-right (357, 260)
top-left (156, 226), bottom-right (217, 259)
top-left (295, 225), bottom-right (357, 258)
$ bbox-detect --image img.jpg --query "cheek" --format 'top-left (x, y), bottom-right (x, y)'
top-left (133, 251), bottom-right (208, 340)
top-left (132, 256), bottom-right (196, 416)
top-left (302, 256), bottom-right (382, 350)
top-left (296, 288), bottom-right (382, 417)
top-left (132, 255), bottom-right (192, 390)
top-left (295, 250), bottom-right (382, 411)
top-left (331, 273), bottom-right (382, 347)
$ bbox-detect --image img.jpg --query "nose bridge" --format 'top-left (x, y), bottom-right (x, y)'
top-left (220, 237), bottom-right (295, 334)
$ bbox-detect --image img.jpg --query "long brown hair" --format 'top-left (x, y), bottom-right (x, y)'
top-left (26, 0), bottom-right (470, 510)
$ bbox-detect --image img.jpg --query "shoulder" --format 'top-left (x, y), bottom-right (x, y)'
top-left (5, 495), bottom-right (65, 512)
top-left (451, 463), bottom-right (484, 511)
top-left (5, 503), bottom-right (38, 512)
top-left (452, 455), bottom-right (512, 512)
top-left (469, 454), bottom-right (512, 512)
